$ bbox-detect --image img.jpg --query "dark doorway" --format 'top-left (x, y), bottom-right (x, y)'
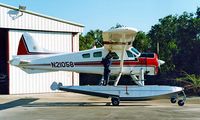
top-left (0, 29), bottom-right (9, 94)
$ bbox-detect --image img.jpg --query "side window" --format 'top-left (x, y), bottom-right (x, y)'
top-left (93, 51), bottom-right (102, 57)
top-left (126, 50), bottom-right (134, 57)
top-left (110, 52), bottom-right (119, 59)
top-left (82, 53), bottom-right (90, 58)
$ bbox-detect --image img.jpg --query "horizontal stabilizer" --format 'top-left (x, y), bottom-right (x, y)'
top-left (9, 57), bottom-right (21, 66)
top-left (9, 56), bottom-right (31, 66)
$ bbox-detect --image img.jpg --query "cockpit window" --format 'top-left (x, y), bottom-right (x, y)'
top-left (110, 52), bottom-right (119, 59)
top-left (93, 51), bottom-right (102, 57)
top-left (126, 50), bottom-right (135, 57)
top-left (131, 47), bottom-right (140, 55)
top-left (82, 53), bottom-right (90, 58)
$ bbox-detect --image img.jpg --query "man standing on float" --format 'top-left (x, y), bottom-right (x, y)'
top-left (101, 51), bottom-right (113, 86)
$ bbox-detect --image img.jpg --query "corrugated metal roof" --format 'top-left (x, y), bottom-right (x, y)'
top-left (0, 3), bottom-right (84, 27)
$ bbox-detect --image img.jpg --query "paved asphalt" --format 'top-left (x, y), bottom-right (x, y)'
top-left (0, 93), bottom-right (200, 120)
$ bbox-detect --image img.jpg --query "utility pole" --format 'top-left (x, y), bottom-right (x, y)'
top-left (157, 42), bottom-right (159, 55)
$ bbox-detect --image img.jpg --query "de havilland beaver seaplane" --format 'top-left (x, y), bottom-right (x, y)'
top-left (9, 27), bottom-right (186, 106)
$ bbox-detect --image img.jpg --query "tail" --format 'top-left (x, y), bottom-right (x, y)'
top-left (17, 33), bottom-right (49, 55)
top-left (10, 33), bottom-right (57, 74)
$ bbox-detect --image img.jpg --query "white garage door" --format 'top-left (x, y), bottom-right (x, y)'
top-left (8, 30), bottom-right (79, 94)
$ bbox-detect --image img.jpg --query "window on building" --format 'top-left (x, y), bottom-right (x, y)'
top-left (93, 51), bottom-right (102, 57)
top-left (82, 53), bottom-right (90, 58)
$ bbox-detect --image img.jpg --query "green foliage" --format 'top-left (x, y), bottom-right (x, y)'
top-left (79, 29), bottom-right (103, 50)
top-left (148, 15), bottom-right (178, 72)
top-left (133, 31), bottom-right (151, 52)
top-left (196, 7), bottom-right (200, 18)
top-left (173, 12), bottom-right (200, 74)
top-left (79, 33), bottom-right (94, 51)
top-left (177, 71), bottom-right (200, 88)
top-left (148, 8), bottom-right (200, 74)
top-left (110, 23), bottom-right (124, 29)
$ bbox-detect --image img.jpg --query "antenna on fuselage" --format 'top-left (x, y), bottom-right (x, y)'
top-left (94, 34), bottom-right (103, 47)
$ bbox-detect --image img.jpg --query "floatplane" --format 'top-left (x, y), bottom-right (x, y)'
top-left (10, 27), bottom-right (186, 106)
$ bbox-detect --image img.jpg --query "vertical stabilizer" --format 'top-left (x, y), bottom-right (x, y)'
top-left (17, 33), bottom-right (48, 55)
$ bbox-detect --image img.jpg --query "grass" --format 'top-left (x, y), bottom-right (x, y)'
top-left (176, 71), bottom-right (200, 95)
top-left (176, 71), bottom-right (200, 87)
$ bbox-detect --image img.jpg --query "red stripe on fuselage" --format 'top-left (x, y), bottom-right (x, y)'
top-left (21, 60), bottom-right (158, 67)
top-left (74, 59), bottom-right (158, 67)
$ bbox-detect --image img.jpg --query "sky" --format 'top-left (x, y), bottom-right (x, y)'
top-left (0, 0), bottom-right (199, 34)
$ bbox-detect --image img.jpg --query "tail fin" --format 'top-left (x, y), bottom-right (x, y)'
top-left (17, 33), bottom-right (48, 55)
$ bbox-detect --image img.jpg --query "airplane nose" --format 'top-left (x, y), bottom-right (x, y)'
top-left (158, 59), bottom-right (165, 66)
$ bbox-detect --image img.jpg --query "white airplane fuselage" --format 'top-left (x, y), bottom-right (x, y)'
top-left (11, 47), bottom-right (160, 76)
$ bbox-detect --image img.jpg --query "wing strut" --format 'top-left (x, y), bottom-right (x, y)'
top-left (114, 36), bottom-right (128, 86)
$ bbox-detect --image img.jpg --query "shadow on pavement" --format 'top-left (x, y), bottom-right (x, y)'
top-left (0, 98), bottom-right (39, 111)
top-left (23, 102), bottom-right (152, 107)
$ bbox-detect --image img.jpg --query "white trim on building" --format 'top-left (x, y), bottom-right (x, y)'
top-left (0, 3), bottom-right (84, 32)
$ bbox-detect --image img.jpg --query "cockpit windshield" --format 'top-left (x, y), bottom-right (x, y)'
top-left (110, 52), bottom-right (119, 59)
top-left (131, 47), bottom-right (140, 56)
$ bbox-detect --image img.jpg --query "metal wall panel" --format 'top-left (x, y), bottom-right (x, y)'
top-left (73, 33), bottom-right (80, 52)
top-left (73, 33), bottom-right (80, 85)
top-left (0, 6), bottom-right (83, 33)
top-left (9, 30), bottom-right (79, 94)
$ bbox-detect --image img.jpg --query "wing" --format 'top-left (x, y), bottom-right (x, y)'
top-left (103, 27), bottom-right (138, 86)
top-left (103, 27), bottom-right (138, 51)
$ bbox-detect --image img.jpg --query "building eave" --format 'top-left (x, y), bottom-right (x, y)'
top-left (0, 3), bottom-right (85, 28)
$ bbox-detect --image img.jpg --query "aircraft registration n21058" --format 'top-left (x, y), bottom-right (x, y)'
top-left (51, 62), bottom-right (75, 68)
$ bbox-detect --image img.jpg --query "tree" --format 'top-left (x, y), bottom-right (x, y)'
top-left (174, 11), bottom-right (200, 74)
top-left (110, 23), bottom-right (125, 29)
top-left (79, 29), bottom-right (103, 50)
top-left (148, 8), bottom-right (200, 74)
top-left (196, 7), bottom-right (200, 18)
top-left (148, 15), bottom-right (178, 72)
top-left (87, 29), bottom-right (103, 48)
top-left (133, 31), bottom-right (151, 52)
top-left (79, 33), bottom-right (94, 51)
